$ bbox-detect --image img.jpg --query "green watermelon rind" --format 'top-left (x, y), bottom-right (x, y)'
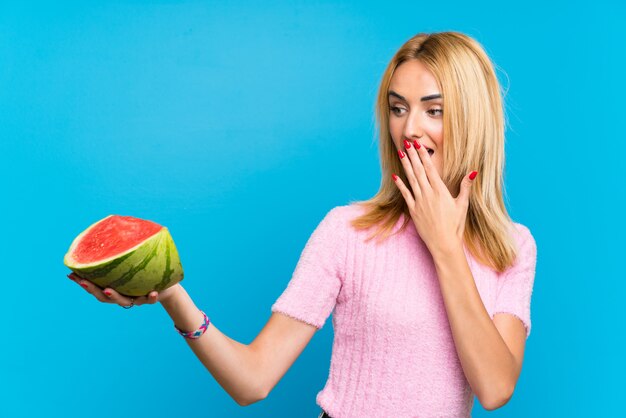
top-left (63, 216), bottom-right (184, 297)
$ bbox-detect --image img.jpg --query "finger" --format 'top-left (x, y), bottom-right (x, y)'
top-left (456, 170), bottom-right (478, 205)
top-left (413, 139), bottom-right (445, 192)
top-left (76, 279), bottom-right (110, 303)
top-left (398, 143), bottom-right (422, 200)
top-left (69, 272), bottom-right (158, 306)
top-left (135, 294), bottom-right (159, 306)
top-left (104, 288), bottom-right (160, 306)
top-left (392, 173), bottom-right (416, 209)
top-left (101, 287), bottom-right (147, 307)
top-left (134, 291), bottom-right (159, 305)
top-left (148, 291), bottom-right (159, 304)
top-left (404, 139), bottom-right (432, 193)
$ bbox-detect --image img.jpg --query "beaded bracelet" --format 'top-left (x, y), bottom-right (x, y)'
top-left (174, 310), bottom-right (210, 339)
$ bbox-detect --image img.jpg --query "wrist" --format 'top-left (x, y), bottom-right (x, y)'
top-left (159, 283), bottom-right (183, 306)
top-left (430, 240), bottom-right (464, 261)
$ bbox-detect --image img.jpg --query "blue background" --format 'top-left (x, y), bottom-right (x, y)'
top-left (1, 1), bottom-right (624, 417)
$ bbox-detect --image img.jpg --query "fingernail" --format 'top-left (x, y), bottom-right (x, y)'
top-left (398, 150), bottom-right (405, 159)
top-left (469, 171), bottom-right (478, 180)
top-left (80, 282), bottom-right (88, 289)
top-left (413, 140), bottom-right (421, 149)
top-left (403, 139), bottom-right (411, 149)
top-left (67, 274), bottom-right (73, 280)
top-left (104, 290), bottom-right (112, 296)
top-left (392, 173), bottom-right (398, 181)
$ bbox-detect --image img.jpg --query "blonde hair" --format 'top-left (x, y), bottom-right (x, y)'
top-left (348, 31), bottom-right (517, 272)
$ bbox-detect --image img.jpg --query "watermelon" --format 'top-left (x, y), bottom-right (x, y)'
top-left (64, 215), bottom-right (184, 297)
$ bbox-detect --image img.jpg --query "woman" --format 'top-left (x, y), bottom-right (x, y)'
top-left (69, 31), bottom-right (537, 418)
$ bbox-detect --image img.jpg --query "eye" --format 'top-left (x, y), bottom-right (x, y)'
top-left (390, 106), bottom-right (406, 116)
top-left (428, 108), bottom-right (443, 116)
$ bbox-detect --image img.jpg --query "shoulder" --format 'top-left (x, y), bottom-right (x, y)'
top-left (312, 204), bottom-right (365, 244)
top-left (505, 221), bottom-right (538, 272)
top-left (510, 222), bottom-right (536, 251)
top-left (321, 204), bottom-right (363, 227)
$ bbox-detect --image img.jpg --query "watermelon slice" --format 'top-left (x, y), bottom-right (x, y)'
top-left (64, 215), bottom-right (184, 297)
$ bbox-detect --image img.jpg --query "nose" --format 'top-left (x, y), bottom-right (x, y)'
top-left (402, 111), bottom-right (424, 140)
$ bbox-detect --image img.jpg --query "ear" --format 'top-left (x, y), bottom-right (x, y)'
top-left (457, 171), bottom-right (477, 205)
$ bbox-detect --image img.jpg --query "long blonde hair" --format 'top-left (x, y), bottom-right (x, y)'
top-left (349, 31), bottom-right (517, 272)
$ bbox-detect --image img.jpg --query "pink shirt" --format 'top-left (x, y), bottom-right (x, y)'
top-left (271, 204), bottom-right (537, 418)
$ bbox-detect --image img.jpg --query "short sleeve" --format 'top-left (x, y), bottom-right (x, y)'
top-left (270, 206), bottom-right (347, 329)
top-left (493, 224), bottom-right (538, 339)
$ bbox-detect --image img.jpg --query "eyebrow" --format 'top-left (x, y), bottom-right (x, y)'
top-left (388, 90), bottom-right (442, 102)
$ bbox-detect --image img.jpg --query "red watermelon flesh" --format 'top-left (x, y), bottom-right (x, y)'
top-left (72, 216), bottom-right (163, 264)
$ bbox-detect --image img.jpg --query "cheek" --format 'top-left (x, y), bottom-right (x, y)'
top-left (388, 121), bottom-right (401, 146)
top-left (435, 152), bottom-right (444, 175)
top-left (432, 125), bottom-right (444, 145)
top-left (388, 119), bottom-right (398, 134)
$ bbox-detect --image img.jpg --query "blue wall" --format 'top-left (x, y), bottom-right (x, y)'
top-left (1, 1), bottom-right (624, 417)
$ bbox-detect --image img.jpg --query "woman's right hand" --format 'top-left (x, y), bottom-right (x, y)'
top-left (67, 273), bottom-right (180, 307)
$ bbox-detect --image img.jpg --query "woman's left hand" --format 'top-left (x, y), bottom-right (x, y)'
top-left (392, 139), bottom-right (477, 256)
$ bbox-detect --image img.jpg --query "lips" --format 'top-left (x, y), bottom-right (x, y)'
top-left (426, 147), bottom-right (434, 156)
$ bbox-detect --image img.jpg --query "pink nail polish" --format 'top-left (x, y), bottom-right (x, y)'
top-left (104, 291), bottom-right (111, 296)
top-left (80, 282), bottom-right (88, 289)
top-left (398, 150), bottom-right (405, 159)
top-left (469, 171), bottom-right (478, 180)
top-left (413, 140), bottom-right (421, 149)
top-left (403, 139), bottom-right (411, 149)
top-left (392, 174), bottom-right (398, 181)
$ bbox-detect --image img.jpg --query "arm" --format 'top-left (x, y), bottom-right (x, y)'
top-left (391, 140), bottom-right (530, 410)
top-left (160, 284), bottom-right (317, 406)
top-left (431, 245), bottom-right (525, 410)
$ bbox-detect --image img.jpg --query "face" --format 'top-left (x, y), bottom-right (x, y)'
top-left (388, 59), bottom-right (444, 178)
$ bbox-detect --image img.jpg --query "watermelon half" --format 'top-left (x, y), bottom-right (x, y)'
top-left (64, 215), bottom-right (184, 297)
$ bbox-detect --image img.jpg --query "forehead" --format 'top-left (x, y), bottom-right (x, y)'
top-left (389, 59), bottom-right (440, 96)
